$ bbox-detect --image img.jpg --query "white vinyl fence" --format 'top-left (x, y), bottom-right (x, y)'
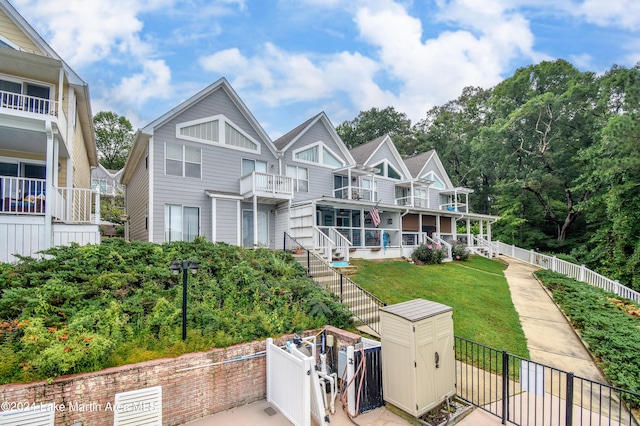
top-left (495, 241), bottom-right (640, 304)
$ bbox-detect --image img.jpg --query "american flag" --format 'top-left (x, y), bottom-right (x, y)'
top-left (370, 206), bottom-right (381, 227)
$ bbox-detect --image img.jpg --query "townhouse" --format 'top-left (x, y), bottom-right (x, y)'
top-left (0, 0), bottom-right (100, 263)
top-left (121, 78), bottom-right (499, 264)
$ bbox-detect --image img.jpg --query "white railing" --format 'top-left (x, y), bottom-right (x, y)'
top-left (429, 233), bottom-right (452, 259)
top-left (395, 196), bottom-right (429, 208)
top-left (0, 91), bottom-right (58, 116)
top-left (314, 226), bottom-right (336, 263)
top-left (495, 240), bottom-right (640, 304)
top-left (439, 202), bottom-right (468, 212)
top-left (333, 185), bottom-right (375, 201)
top-left (323, 227), bottom-right (351, 263)
top-left (52, 187), bottom-right (100, 224)
top-left (469, 234), bottom-right (497, 258)
top-left (0, 176), bottom-right (46, 214)
top-left (240, 171), bottom-right (293, 198)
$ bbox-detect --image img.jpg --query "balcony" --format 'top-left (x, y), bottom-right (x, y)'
top-left (439, 202), bottom-right (468, 213)
top-left (0, 91), bottom-right (68, 140)
top-left (334, 185), bottom-right (376, 201)
top-left (395, 196), bottom-right (429, 208)
top-left (240, 171), bottom-right (293, 201)
top-left (1, 176), bottom-right (100, 224)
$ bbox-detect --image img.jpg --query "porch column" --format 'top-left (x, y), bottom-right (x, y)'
top-left (466, 218), bottom-right (471, 245)
top-left (487, 221), bottom-right (492, 242)
top-left (253, 195), bottom-right (258, 247)
top-left (410, 181), bottom-right (415, 206)
top-left (44, 122), bottom-right (54, 250)
top-left (452, 217), bottom-right (457, 241)
top-left (479, 220), bottom-right (484, 240)
top-left (436, 214), bottom-right (441, 237)
top-left (347, 168), bottom-right (352, 200)
top-left (211, 198), bottom-right (217, 242)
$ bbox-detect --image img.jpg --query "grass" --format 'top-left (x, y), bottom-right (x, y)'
top-left (350, 256), bottom-right (529, 358)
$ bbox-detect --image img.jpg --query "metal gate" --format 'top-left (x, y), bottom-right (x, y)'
top-left (354, 345), bottom-right (384, 413)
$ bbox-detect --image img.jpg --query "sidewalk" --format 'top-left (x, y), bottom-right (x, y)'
top-left (502, 258), bottom-right (606, 382)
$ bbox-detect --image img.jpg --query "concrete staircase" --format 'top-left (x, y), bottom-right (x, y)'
top-left (293, 251), bottom-right (382, 337)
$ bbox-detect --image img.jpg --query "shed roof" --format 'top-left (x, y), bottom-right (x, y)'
top-left (380, 298), bottom-right (452, 322)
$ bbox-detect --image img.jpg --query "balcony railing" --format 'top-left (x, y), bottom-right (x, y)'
top-left (439, 202), bottom-right (468, 212)
top-left (0, 176), bottom-right (100, 224)
top-left (240, 171), bottom-right (293, 199)
top-left (334, 185), bottom-right (376, 201)
top-left (0, 91), bottom-right (58, 117)
top-left (395, 195), bottom-right (429, 208)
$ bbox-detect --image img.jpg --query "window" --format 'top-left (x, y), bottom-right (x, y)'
top-left (165, 205), bottom-right (200, 242)
top-left (176, 115), bottom-right (261, 153)
top-left (334, 175), bottom-right (348, 198)
top-left (373, 161), bottom-right (402, 179)
top-left (293, 142), bottom-right (344, 168)
top-left (287, 165), bottom-right (309, 192)
top-left (0, 78), bottom-right (51, 113)
top-left (92, 179), bottom-right (107, 194)
top-left (422, 171), bottom-right (445, 189)
top-left (179, 120), bottom-right (219, 142)
top-left (242, 159), bottom-right (267, 175)
top-left (165, 143), bottom-right (201, 178)
top-left (226, 123), bottom-right (257, 150)
top-left (242, 210), bottom-right (269, 247)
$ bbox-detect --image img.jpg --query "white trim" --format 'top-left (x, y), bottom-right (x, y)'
top-left (211, 198), bottom-right (216, 241)
top-left (164, 204), bottom-right (201, 242)
top-left (0, 34), bottom-right (22, 50)
top-left (0, 72), bottom-right (55, 101)
top-left (176, 114), bottom-right (262, 154)
top-left (372, 159), bottom-right (404, 180)
top-left (163, 141), bottom-right (202, 179)
top-left (236, 200), bottom-right (241, 246)
top-left (292, 141), bottom-right (345, 169)
top-left (148, 138), bottom-right (154, 242)
top-left (206, 192), bottom-right (244, 200)
top-left (422, 171), bottom-right (445, 190)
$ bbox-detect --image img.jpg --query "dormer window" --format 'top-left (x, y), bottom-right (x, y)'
top-left (293, 142), bottom-right (344, 168)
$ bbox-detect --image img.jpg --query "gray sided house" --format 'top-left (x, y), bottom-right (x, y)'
top-left (121, 78), bottom-right (499, 264)
top-left (121, 78), bottom-right (287, 248)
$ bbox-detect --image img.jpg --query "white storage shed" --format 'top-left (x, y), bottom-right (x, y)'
top-left (380, 299), bottom-right (456, 417)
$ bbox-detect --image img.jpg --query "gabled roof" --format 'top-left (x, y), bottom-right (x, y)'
top-left (273, 114), bottom-right (319, 150)
top-left (403, 149), bottom-right (454, 188)
top-left (275, 112), bottom-right (355, 164)
top-left (122, 78), bottom-right (278, 184)
top-left (349, 134), bottom-right (411, 178)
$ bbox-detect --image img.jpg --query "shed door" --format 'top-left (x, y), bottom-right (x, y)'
top-left (415, 319), bottom-right (436, 413)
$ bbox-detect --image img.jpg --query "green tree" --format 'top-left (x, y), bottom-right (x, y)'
top-left (486, 60), bottom-right (599, 244)
top-left (94, 111), bottom-right (134, 170)
top-left (414, 86), bottom-right (494, 213)
top-left (577, 64), bottom-right (640, 289)
top-left (336, 106), bottom-right (415, 151)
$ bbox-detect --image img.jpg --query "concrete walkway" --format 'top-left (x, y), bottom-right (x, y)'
top-left (184, 257), bottom-right (607, 426)
top-left (502, 258), bottom-right (606, 382)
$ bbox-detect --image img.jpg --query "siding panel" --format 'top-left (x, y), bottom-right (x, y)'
top-left (127, 145), bottom-right (149, 241)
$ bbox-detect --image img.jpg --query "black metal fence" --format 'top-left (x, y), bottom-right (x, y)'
top-left (283, 232), bottom-right (386, 335)
top-left (455, 336), bottom-right (640, 426)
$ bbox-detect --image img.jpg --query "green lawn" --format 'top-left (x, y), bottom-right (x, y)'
top-left (350, 256), bottom-right (529, 358)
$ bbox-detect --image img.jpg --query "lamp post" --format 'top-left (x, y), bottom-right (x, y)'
top-left (169, 259), bottom-right (199, 340)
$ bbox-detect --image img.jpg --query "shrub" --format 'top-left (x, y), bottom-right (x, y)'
top-left (412, 244), bottom-right (446, 265)
top-left (451, 240), bottom-right (470, 261)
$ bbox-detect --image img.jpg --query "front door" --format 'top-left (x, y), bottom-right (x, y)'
top-left (242, 210), bottom-right (268, 247)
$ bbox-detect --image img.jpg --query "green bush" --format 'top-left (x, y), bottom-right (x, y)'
top-left (0, 238), bottom-right (353, 383)
top-left (412, 244), bottom-right (446, 265)
top-left (451, 240), bottom-right (470, 261)
top-left (536, 270), bottom-right (640, 398)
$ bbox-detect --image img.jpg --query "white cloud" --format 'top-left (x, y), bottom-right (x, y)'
top-left (12, 0), bottom-right (170, 67)
top-left (199, 43), bottom-right (386, 109)
top-left (570, 0), bottom-right (640, 31)
top-left (354, 0), bottom-right (539, 120)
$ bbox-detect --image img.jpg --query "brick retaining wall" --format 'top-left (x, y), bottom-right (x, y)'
top-left (0, 327), bottom-right (363, 425)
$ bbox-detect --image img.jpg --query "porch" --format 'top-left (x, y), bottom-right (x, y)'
top-left (0, 176), bottom-right (101, 263)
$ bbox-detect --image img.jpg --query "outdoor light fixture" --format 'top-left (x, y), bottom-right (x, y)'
top-left (169, 259), bottom-right (199, 340)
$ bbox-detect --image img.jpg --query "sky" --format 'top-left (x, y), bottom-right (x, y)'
top-left (12, 0), bottom-right (640, 138)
